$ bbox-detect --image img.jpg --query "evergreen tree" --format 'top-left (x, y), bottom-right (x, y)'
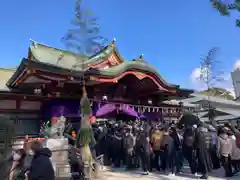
top-left (62, 0), bottom-right (106, 179)
top-left (62, 0), bottom-right (107, 57)
top-left (210, 0), bottom-right (240, 27)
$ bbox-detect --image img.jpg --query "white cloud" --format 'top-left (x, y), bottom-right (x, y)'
top-left (190, 62), bottom-right (236, 96)
top-left (233, 59), bottom-right (240, 70)
top-left (190, 68), bottom-right (206, 91)
top-left (190, 68), bottom-right (201, 82)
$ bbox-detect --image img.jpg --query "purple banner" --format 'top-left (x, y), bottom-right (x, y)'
top-left (121, 104), bottom-right (139, 117)
top-left (42, 100), bottom-right (80, 118)
top-left (96, 104), bottom-right (116, 117)
top-left (96, 103), bottom-right (139, 117)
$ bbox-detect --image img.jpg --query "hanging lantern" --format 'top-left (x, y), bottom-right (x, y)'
top-left (148, 99), bottom-right (152, 104)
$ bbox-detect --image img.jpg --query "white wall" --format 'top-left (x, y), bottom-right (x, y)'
top-left (231, 69), bottom-right (240, 98)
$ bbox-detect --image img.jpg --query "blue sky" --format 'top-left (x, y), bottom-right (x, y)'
top-left (0, 0), bottom-right (239, 90)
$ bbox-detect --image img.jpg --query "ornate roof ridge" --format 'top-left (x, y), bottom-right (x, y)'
top-left (29, 39), bottom-right (88, 58)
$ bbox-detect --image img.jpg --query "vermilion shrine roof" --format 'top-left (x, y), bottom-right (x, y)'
top-left (4, 39), bottom-right (193, 96)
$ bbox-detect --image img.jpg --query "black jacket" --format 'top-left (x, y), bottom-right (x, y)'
top-left (136, 133), bottom-right (151, 154)
top-left (161, 134), bottom-right (175, 155)
top-left (27, 148), bottom-right (55, 180)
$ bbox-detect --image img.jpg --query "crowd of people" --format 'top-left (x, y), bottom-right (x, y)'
top-left (2, 139), bottom-right (55, 180)
top-left (3, 118), bottom-right (240, 180)
top-left (91, 119), bottom-right (240, 179)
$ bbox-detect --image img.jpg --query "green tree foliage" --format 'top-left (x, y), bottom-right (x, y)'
top-left (62, 1), bottom-right (106, 178)
top-left (210, 0), bottom-right (240, 27)
top-left (200, 87), bottom-right (234, 100)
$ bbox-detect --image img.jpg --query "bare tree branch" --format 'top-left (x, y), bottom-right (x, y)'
top-left (199, 47), bottom-right (224, 89)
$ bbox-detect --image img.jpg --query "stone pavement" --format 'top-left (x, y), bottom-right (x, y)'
top-left (56, 170), bottom-right (240, 180)
top-left (56, 166), bottom-right (240, 180)
top-left (101, 167), bottom-right (240, 180)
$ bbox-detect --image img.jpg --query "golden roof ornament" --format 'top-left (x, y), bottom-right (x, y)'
top-left (110, 37), bottom-right (116, 47)
top-left (138, 54), bottom-right (144, 61)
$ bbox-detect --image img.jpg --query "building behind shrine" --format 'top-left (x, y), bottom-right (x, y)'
top-left (0, 40), bottom-right (194, 136)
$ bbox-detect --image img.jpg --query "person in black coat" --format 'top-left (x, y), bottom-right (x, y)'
top-left (160, 127), bottom-right (176, 175)
top-left (27, 140), bottom-right (55, 180)
top-left (136, 128), bottom-right (152, 175)
top-left (170, 126), bottom-right (182, 174)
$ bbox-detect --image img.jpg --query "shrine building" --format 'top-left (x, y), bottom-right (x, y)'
top-left (0, 39), bottom-right (194, 136)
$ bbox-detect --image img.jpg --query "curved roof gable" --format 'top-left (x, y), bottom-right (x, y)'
top-left (28, 39), bottom-right (122, 71)
top-left (90, 61), bottom-right (177, 88)
top-left (7, 39), bottom-right (192, 93)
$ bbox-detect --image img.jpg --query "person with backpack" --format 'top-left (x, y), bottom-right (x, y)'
top-left (217, 127), bottom-right (233, 177)
top-left (150, 127), bottom-right (164, 171)
top-left (183, 126), bottom-right (197, 175)
top-left (160, 127), bottom-right (176, 176)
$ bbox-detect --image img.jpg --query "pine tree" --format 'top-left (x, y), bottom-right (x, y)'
top-left (62, 0), bottom-right (106, 179)
top-left (62, 0), bottom-right (107, 57)
top-left (210, 0), bottom-right (240, 27)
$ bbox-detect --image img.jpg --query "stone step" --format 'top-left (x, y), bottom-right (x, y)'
top-left (55, 164), bottom-right (71, 178)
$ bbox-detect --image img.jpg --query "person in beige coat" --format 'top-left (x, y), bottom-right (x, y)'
top-left (151, 128), bottom-right (164, 171)
top-left (229, 131), bottom-right (240, 173)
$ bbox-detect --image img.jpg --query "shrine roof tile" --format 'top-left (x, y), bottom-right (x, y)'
top-left (5, 40), bottom-right (193, 95)
top-left (0, 68), bottom-right (15, 91)
top-left (29, 40), bottom-right (115, 71)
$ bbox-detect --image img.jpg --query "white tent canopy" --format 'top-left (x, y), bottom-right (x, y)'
top-left (168, 93), bottom-right (240, 123)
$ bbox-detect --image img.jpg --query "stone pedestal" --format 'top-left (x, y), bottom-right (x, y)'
top-left (46, 138), bottom-right (71, 177)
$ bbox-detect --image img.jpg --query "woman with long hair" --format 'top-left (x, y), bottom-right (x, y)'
top-left (9, 148), bottom-right (26, 180)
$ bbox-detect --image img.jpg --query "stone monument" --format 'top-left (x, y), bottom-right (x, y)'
top-left (44, 115), bottom-right (71, 178)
